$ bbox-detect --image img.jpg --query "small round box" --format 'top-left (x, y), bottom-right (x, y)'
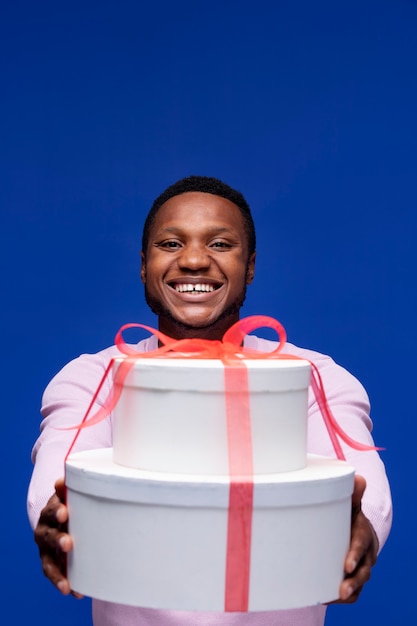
top-left (112, 357), bottom-right (312, 475)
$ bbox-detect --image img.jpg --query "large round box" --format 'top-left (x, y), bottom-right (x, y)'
top-left (112, 357), bottom-right (311, 474)
top-left (66, 449), bottom-right (354, 611)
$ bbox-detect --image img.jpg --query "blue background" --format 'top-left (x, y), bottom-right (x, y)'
top-left (2, 0), bottom-right (415, 622)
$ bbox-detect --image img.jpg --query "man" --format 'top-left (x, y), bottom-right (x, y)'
top-left (28, 175), bottom-right (392, 626)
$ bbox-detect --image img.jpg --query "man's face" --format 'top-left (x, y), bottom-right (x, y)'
top-left (141, 191), bottom-right (255, 340)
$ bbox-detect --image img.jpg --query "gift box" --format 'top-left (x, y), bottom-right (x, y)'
top-left (64, 316), bottom-right (367, 611)
top-left (66, 449), bottom-right (354, 611)
top-left (112, 357), bottom-right (312, 475)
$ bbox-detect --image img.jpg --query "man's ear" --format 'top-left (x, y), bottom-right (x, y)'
top-left (246, 252), bottom-right (256, 284)
top-left (140, 251), bottom-right (146, 284)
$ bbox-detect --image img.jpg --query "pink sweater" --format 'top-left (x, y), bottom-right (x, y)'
top-left (28, 334), bottom-right (392, 626)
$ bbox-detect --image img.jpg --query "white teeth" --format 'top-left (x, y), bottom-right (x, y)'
top-left (175, 284), bottom-right (215, 293)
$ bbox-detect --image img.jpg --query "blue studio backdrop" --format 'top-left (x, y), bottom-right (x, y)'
top-left (1, 1), bottom-right (415, 623)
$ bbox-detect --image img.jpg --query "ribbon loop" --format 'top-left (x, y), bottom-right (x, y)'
top-left (222, 315), bottom-right (286, 355)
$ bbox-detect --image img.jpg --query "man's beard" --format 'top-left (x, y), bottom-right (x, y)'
top-left (144, 285), bottom-right (248, 333)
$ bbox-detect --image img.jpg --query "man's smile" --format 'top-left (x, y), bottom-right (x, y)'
top-left (168, 280), bottom-right (223, 294)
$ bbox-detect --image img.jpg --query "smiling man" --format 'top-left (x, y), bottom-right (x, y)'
top-left (28, 175), bottom-right (392, 626)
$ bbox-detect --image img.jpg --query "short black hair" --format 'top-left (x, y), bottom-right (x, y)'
top-left (141, 175), bottom-right (256, 256)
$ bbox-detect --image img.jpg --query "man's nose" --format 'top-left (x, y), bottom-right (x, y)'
top-left (177, 243), bottom-right (211, 270)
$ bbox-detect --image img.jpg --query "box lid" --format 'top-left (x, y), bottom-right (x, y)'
top-left (112, 357), bottom-right (311, 392)
top-left (66, 449), bottom-right (354, 508)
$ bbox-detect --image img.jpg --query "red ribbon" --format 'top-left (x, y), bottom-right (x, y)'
top-left (64, 315), bottom-right (378, 612)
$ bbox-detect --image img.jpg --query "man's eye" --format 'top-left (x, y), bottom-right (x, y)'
top-left (159, 241), bottom-right (181, 249)
top-left (211, 241), bottom-right (232, 248)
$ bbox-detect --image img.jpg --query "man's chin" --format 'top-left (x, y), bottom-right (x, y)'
top-left (144, 291), bottom-right (246, 334)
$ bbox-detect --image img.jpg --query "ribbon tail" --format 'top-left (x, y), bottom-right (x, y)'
top-left (224, 362), bottom-right (253, 612)
top-left (310, 364), bottom-right (381, 461)
top-left (61, 357), bottom-right (136, 432)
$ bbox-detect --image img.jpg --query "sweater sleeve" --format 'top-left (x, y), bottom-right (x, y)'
top-left (245, 335), bottom-right (393, 554)
top-left (27, 347), bottom-right (118, 529)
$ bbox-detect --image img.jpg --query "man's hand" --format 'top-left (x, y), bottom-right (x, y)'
top-left (336, 474), bottom-right (379, 603)
top-left (34, 477), bottom-right (82, 598)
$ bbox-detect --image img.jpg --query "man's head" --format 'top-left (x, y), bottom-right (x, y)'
top-left (140, 176), bottom-right (256, 340)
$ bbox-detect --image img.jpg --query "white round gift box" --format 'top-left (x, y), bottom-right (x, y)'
top-left (112, 357), bottom-right (312, 475)
top-left (66, 449), bottom-right (354, 611)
